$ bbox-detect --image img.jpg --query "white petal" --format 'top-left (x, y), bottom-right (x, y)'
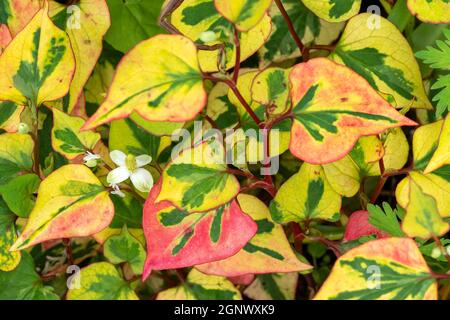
top-left (110, 150), bottom-right (126, 166)
top-left (107, 167), bottom-right (130, 185)
top-left (130, 168), bottom-right (153, 193)
top-left (135, 154), bottom-right (152, 168)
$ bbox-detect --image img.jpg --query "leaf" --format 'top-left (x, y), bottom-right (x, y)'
top-left (156, 141), bottom-right (240, 212)
top-left (51, 109), bottom-right (100, 160)
top-left (416, 30), bottom-right (450, 69)
top-left (157, 269), bottom-right (241, 300)
top-left (109, 191), bottom-right (143, 229)
top-left (289, 57), bottom-right (416, 164)
top-left (0, 2), bottom-right (75, 106)
top-left (0, 252), bottom-right (59, 299)
top-left (49, 0), bottom-right (111, 113)
top-left (407, 0), bottom-right (450, 23)
top-left (0, 101), bottom-right (24, 133)
top-left (0, 199), bottom-right (20, 271)
top-left (214, 0), bottom-right (272, 31)
top-left (367, 203), bottom-right (405, 237)
top-left (397, 168), bottom-right (450, 219)
top-left (129, 113), bottom-right (185, 137)
top-left (0, 133), bottom-right (34, 185)
top-left (381, 128), bottom-right (410, 172)
top-left (260, 0), bottom-right (344, 65)
top-left (143, 181), bottom-right (257, 279)
top-left (104, 226), bottom-right (146, 275)
top-left (413, 119), bottom-right (443, 171)
top-left (300, 0), bottom-right (361, 22)
top-left (197, 194), bottom-right (311, 277)
top-left (109, 118), bottom-right (161, 159)
top-left (206, 82), bottom-right (239, 130)
top-left (401, 178), bottom-right (449, 239)
top-left (11, 164), bottom-right (114, 250)
top-left (322, 136), bottom-right (384, 197)
top-left (82, 34), bottom-right (206, 130)
top-left (330, 13), bottom-right (432, 110)
top-left (270, 163), bottom-right (341, 223)
top-left (66, 262), bottom-right (138, 300)
top-left (170, 0), bottom-right (272, 72)
top-left (0, 0), bottom-right (41, 37)
top-left (244, 273), bottom-right (298, 300)
top-left (104, 0), bottom-right (165, 53)
top-left (0, 174), bottom-right (40, 218)
top-left (0, 23), bottom-right (12, 53)
top-left (251, 67), bottom-right (290, 111)
top-left (425, 115), bottom-right (450, 173)
top-left (344, 210), bottom-right (389, 241)
top-left (314, 238), bottom-right (438, 300)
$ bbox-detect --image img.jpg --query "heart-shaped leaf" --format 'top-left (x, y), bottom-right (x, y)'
top-left (289, 57), bottom-right (416, 164)
top-left (11, 164), bottom-right (114, 250)
top-left (197, 194), bottom-right (312, 276)
top-left (143, 181), bottom-right (257, 279)
top-left (0, 2), bottom-right (75, 106)
top-left (82, 34), bottom-right (206, 130)
top-left (52, 108), bottom-right (101, 160)
top-left (270, 163), bottom-right (341, 223)
top-left (331, 14), bottom-right (431, 109)
top-left (315, 238), bottom-right (438, 300)
top-left (156, 141), bottom-right (240, 212)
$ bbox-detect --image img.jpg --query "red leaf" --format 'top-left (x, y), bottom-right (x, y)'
top-left (343, 210), bottom-right (388, 241)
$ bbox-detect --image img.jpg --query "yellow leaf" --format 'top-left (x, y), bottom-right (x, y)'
top-left (11, 164), bottom-right (114, 250)
top-left (270, 163), bottom-right (341, 223)
top-left (402, 178), bottom-right (449, 239)
top-left (315, 238), bottom-right (438, 300)
top-left (0, 2), bottom-right (75, 106)
top-left (407, 0), bottom-right (450, 23)
top-left (289, 58), bottom-right (416, 164)
top-left (301, 0), bottom-right (361, 22)
top-left (214, 0), bottom-right (272, 31)
top-left (425, 115), bottom-right (450, 173)
top-left (197, 194), bottom-right (312, 276)
top-left (330, 13), bottom-right (432, 109)
top-left (82, 34), bottom-right (206, 130)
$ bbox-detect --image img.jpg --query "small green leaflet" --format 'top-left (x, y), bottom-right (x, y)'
top-left (367, 202), bottom-right (405, 237)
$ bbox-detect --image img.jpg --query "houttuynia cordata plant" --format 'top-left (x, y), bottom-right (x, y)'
top-left (0, 0), bottom-right (449, 301)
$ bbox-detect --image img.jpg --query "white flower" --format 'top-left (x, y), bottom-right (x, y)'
top-left (107, 150), bottom-right (154, 193)
top-left (83, 151), bottom-right (101, 168)
top-left (431, 247), bottom-right (442, 259)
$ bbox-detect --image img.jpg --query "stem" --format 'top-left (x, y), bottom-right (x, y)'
top-left (310, 44), bottom-right (336, 52)
top-left (63, 238), bottom-right (74, 266)
top-left (370, 158), bottom-right (387, 203)
top-left (232, 27), bottom-right (240, 83)
top-left (274, 0), bottom-right (309, 60)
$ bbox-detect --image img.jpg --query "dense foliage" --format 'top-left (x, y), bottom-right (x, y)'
top-left (0, 0), bottom-right (449, 300)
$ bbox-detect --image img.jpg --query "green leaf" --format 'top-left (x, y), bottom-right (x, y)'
top-left (0, 252), bottom-right (59, 300)
top-left (367, 202), bottom-right (405, 237)
top-left (0, 133), bottom-right (34, 186)
top-left (66, 262), bottom-right (138, 300)
top-left (105, 0), bottom-right (166, 53)
top-left (104, 227), bottom-right (146, 275)
top-left (0, 173), bottom-right (40, 218)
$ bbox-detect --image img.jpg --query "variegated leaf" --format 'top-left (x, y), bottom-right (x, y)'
top-left (143, 181), bottom-right (257, 279)
top-left (330, 14), bottom-right (431, 109)
top-left (197, 194), bottom-right (311, 276)
top-left (301, 0), bottom-right (361, 22)
top-left (214, 0), bottom-right (272, 31)
top-left (11, 164), bottom-right (114, 250)
top-left (315, 238), bottom-right (438, 300)
top-left (289, 57), bottom-right (416, 164)
top-left (407, 0), bottom-right (450, 23)
top-left (82, 34), bottom-right (206, 130)
top-left (0, 2), bottom-right (75, 107)
top-left (157, 269), bottom-right (242, 300)
top-left (270, 163), bottom-right (341, 223)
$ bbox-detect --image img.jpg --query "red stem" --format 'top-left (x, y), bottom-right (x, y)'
top-left (274, 0), bottom-right (309, 60)
top-left (232, 27), bottom-right (240, 83)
